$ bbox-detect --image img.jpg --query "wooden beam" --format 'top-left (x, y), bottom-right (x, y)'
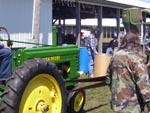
top-left (32, 0), bottom-right (41, 43)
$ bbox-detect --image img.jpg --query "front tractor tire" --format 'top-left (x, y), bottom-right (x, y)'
top-left (67, 87), bottom-right (86, 113)
top-left (0, 58), bottom-right (67, 113)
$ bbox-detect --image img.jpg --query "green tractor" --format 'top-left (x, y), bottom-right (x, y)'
top-left (0, 26), bottom-right (86, 113)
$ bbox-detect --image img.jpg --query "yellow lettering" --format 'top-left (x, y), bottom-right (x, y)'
top-left (43, 56), bottom-right (60, 61)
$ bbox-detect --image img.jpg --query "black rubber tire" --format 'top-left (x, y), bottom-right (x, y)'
top-left (0, 58), bottom-right (67, 113)
top-left (67, 87), bottom-right (86, 113)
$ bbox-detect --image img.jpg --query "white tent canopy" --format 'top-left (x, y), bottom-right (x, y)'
top-left (106, 0), bottom-right (150, 9)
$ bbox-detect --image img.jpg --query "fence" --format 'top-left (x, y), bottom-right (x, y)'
top-left (0, 33), bottom-right (43, 48)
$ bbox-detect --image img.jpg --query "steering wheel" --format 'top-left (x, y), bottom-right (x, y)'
top-left (0, 27), bottom-right (12, 47)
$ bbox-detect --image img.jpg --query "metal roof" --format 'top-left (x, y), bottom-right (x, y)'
top-left (60, 0), bottom-right (150, 9)
top-left (53, 0), bottom-right (150, 19)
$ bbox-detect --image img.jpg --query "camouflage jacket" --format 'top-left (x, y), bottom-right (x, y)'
top-left (109, 49), bottom-right (150, 113)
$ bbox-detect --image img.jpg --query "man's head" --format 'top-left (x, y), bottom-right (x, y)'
top-left (119, 31), bottom-right (141, 52)
top-left (80, 32), bottom-right (84, 39)
top-left (110, 39), bottom-right (118, 49)
top-left (91, 26), bottom-right (97, 34)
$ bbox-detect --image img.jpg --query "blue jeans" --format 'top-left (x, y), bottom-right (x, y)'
top-left (0, 48), bottom-right (12, 79)
top-left (88, 49), bottom-right (94, 76)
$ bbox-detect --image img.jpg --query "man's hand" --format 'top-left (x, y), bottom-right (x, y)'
top-left (94, 50), bottom-right (98, 54)
top-left (4, 45), bottom-right (11, 50)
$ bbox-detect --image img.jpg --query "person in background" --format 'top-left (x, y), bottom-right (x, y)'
top-left (106, 40), bottom-right (114, 54)
top-left (80, 32), bottom-right (85, 47)
top-left (84, 28), bottom-right (98, 77)
top-left (106, 34), bottom-right (118, 55)
top-left (0, 43), bottom-right (12, 79)
top-left (145, 39), bottom-right (150, 51)
top-left (108, 31), bottom-right (150, 113)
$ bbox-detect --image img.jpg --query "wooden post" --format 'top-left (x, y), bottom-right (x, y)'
top-left (97, 6), bottom-right (103, 53)
top-left (75, 1), bottom-right (81, 47)
top-left (32, 0), bottom-right (41, 43)
top-left (116, 8), bottom-right (120, 46)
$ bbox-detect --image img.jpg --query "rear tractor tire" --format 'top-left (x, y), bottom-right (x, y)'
top-left (0, 58), bottom-right (67, 113)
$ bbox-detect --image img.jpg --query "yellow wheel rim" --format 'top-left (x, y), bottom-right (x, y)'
top-left (19, 74), bottom-right (62, 113)
top-left (74, 91), bottom-right (84, 112)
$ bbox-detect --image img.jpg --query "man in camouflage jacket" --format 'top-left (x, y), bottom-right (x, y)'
top-left (109, 31), bottom-right (150, 113)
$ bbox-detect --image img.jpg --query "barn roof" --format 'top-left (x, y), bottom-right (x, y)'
top-left (53, 0), bottom-right (150, 19)
top-left (54, 0), bottom-right (150, 9)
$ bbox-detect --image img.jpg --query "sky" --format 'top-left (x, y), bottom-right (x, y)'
top-left (140, 0), bottom-right (150, 3)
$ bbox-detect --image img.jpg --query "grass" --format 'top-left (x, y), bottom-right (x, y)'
top-left (79, 74), bottom-right (148, 113)
top-left (83, 86), bottom-right (113, 113)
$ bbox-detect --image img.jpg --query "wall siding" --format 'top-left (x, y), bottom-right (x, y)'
top-left (0, 0), bottom-right (52, 47)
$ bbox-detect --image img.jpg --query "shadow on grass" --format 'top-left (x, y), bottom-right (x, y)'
top-left (82, 103), bottom-right (109, 113)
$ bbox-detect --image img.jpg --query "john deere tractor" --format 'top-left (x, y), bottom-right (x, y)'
top-left (0, 26), bottom-right (86, 113)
